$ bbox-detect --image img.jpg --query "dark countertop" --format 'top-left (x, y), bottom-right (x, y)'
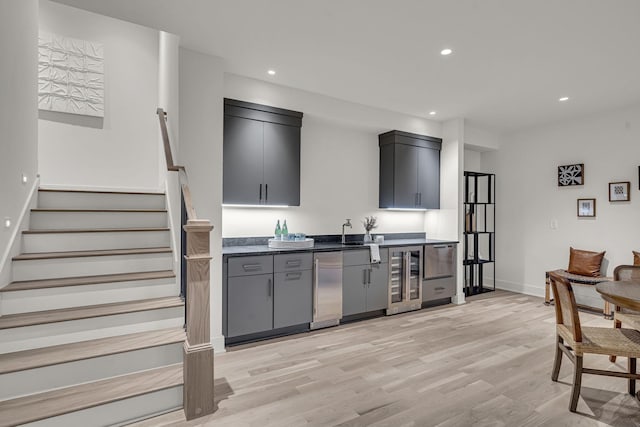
top-left (222, 238), bottom-right (458, 257)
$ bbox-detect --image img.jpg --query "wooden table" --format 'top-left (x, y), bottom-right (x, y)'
top-left (596, 280), bottom-right (640, 312)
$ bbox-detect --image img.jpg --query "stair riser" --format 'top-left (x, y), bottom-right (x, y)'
top-left (38, 191), bottom-right (165, 210)
top-left (13, 253), bottom-right (173, 282)
top-left (1, 279), bottom-right (179, 315)
top-left (21, 386), bottom-right (183, 427)
top-left (30, 211), bottom-right (168, 230)
top-left (0, 343), bottom-right (183, 401)
top-left (0, 306), bottom-right (184, 353)
top-left (22, 230), bottom-right (170, 253)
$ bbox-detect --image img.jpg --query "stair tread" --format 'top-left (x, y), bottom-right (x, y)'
top-left (0, 296), bottom-right (184, 330)
top-left (38, 188), bottom-right (165, 196)
top-left (32, 208), bottom-right (167, 213)
top-left (13, 247), bottom-right (172, 261)
top-left (0, 363), bottom-right (182, 426)
top-left (23, 227), bottom-right (170, 234)
top-left (3, 270), bottom-right (176, 292)
top-left (0, 328), bottom-right (185, 374)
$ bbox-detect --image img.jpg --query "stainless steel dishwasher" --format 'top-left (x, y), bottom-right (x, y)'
top-left (311, 252), bottom-right (343, 330)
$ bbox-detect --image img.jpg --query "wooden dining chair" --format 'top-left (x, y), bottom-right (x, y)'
top-left (549, 272), bottom-right (640, 412)
top-left (610, 265), bottom-right (640, 363)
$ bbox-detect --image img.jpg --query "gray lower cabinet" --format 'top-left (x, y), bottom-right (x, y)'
top-left (342, 265), bottom-right (367, 316)
top-left (274, 270), bottom-right (312, 328)
top-left (225, 252), bottom-right (312, 339)
top-left (343, 250), bottom-right (389, 316)
top-left (367, 263), bottom-right (389, 311)
top-left (422, 276), bottom-right (455, 302)
top-left (227, 273), bottom-right (273, 337)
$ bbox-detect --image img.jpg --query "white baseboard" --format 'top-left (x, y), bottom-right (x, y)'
top-left (0, 177), bottom-right (40, 290)
top-left (212, 335), bottom-right (226, 353)
top-left (495, 279), bottom-right (544, 298)
top-left (39, 183), bottom-right (164, 194)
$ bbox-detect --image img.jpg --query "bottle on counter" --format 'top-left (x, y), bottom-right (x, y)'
top-left (275, 220), bottom-right (282, 240)
top-left (282, 220), bottom-right (289, 240)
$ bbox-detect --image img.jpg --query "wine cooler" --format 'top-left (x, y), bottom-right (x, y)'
top-left (387, 246), bottom-right (423, 315)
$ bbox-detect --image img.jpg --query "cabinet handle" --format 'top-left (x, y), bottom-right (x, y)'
top-left (415, 193), bottom-right (419, 206)
top-left (363, 269), bottom-right (367, 286)
top-left (259, 184), bottom-right (262, 202)
top-left (286, 260), bottom-right (302, 267)
top-left (268, 278), bottom-right (272, 296)
top-left (435, 287), bottom-right (445, 291)
top-left (265, 183), bottom-right (268, 202)
top-left (314, 259), bottom-right (319, 315)
top-left (285, 272), bottom-right (302, 280)
top-left (367, 269), bottom-right (372, 285)
top-left (419, 193), bottom-right (422, 206)
top-left (243, 264), bottom-right (261, 271)
top-left (432, 245), bottom-right (448, 249)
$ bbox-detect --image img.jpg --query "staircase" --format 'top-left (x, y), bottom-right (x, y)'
top-left (0, 189), bottom-right (186, 426)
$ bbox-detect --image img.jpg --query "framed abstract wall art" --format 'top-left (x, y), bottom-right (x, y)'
top-left (609, 181), bottom-right (630, 202)
top-left (558, 163), bottom-right (584, 186)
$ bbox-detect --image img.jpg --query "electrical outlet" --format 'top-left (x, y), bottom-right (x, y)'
top-left (550, 219), bottom-right (558, 230)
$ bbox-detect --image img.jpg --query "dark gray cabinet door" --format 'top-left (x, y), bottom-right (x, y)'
top-left (342, 265), bottom-right (367, 316)
top-left (393, 144), bottom-right (419, 208)
top-left (263, 122), bottom-right (301, 206)
top-left (418, 147), bottom-right (440, 209)
top-left (227, 273), bottom-right (273, 337)
top-left (273, 270), bottom-right (312, 328)
top-left (223, 116), bottom-right (264, 204)
top-left (367, 263), bottom-right (389, 311)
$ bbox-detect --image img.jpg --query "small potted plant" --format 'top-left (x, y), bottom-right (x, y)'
top-left (362, 216), bottom-right (377, 243)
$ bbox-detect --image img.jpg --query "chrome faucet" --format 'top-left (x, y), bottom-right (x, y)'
top-left (341, 219), bottom-right (352, 244)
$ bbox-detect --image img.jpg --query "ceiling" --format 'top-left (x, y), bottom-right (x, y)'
top-left (52, 0), bottom-right (640, 133)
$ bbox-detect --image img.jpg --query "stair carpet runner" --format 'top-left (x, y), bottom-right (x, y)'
top-left (0, 189), bottom-right (186, 426)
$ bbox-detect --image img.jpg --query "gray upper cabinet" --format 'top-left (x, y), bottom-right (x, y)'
top-left (223, 98), bottom-right (303, 206)
top-left (379, 130), bottom-right (442, 209)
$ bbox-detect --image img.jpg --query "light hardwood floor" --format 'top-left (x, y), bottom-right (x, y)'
top-left (133, 291), bottom-right (640, 426)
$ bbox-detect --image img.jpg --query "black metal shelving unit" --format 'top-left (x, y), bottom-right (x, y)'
top-left (463, 171), bottom-right (496, 296)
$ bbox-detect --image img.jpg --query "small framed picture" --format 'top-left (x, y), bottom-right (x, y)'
top-left (558, 163), bottom-right (584, 186)
top-left (577, 198), bottom-right (596, 217)
top-left (609, 181), bottom-right (630, 202)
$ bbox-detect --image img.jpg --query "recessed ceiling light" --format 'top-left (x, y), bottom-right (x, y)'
top-left (559, 96), bottom-right (569, 102)
top-left (429, 111), bottom-right (437, 116)
top-left (267, 69), bottom-right (276, 76)
top-left (440, 48), bottom-right (452, 56)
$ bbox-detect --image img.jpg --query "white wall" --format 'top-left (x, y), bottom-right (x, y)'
top-left (464, 149), bottom-right (482, 172)
top-left (485, 104), bottom-right (640, 297)
top-left (425, 119), bottom-right (465, 303)
top-left (38, 0), bottom-right (160, 191)
top-left (222, 74), bottom-right (441, 237)
top-left (179, 48), bottom-right (224, 351)
top-left (0, 0), bottom-right (39, 287)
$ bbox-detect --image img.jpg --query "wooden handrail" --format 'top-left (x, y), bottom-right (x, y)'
top-left (157, 108), bottom-right (197, 220)
top-left (156, 107), bottom-right (214, 420)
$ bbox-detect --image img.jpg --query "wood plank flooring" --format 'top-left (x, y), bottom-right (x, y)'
top-left (131, 291), bottom-right (640, 426)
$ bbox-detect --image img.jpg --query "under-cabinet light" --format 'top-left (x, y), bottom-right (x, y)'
top-left (223, 204), bottom-right (289, 209)
top-left (267, 69), bottom-right (276, 76)
top-left (382, 208), bottom-right (428, 212)
top-left (429, 111), bottom-right (437, 116)
top-left (440, 48), bottom-right (452, 56)
top-left (559, 96), bottom-right (569, 102)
